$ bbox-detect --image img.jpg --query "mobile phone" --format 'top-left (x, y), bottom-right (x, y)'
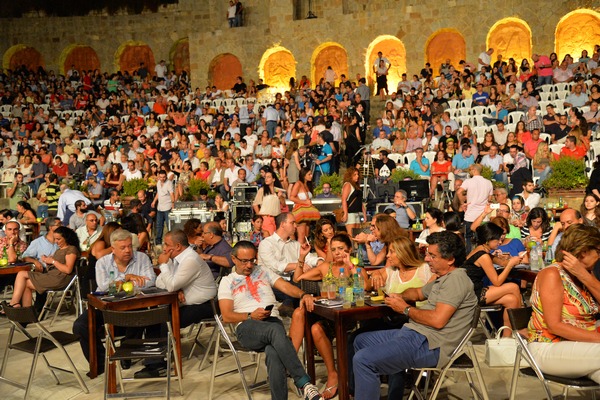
top-left (382, 289), bottom-right (390, 298)
top-left (490, 203), bottom-right (500, 210)
top-left (265, 304), bottom-right (274, 311)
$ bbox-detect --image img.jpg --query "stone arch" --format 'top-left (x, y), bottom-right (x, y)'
top-left (259, 46), bottom-right (297, 91)
top-left (170, 38), bottom-right (190, 76)
top-left (208, 53), bottom-right (242, 90)
top-left (365, 35), bottom-right (406, 95)
top-left (486, 17), bottom-right (532, 67)
top-left (425, 29), bottom-right (466, 76)
top-left (60, 45), bottom-right (101, 76)
top-left (311, 42), bottom-right (348, 87)
top-left (555, 9), bottom-right (600, 61)
top-left (3, 44), bottom-right (44, 72)
top-left (114, 41), bottom-right (155, 74)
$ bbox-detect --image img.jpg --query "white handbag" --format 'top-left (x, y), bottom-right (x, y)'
top-left (484, 326), bottom-right (518, 367)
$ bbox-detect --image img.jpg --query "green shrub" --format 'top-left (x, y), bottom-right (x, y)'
top-left (390, 168), bottom-right (421, 182)
top-left (480, 165), bottom-right (506, 188)
top-left (541, 157), bottom-right (589, 191)
top-left (315, 173), bottom-right (343, 195)
top-left (122, 178), bottom-right (148, 197)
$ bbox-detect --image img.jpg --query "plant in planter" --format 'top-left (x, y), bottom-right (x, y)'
top-left (481, 165), bottom-right (507, 189)
top-left (541, 157), bottom-right (589, 191)
top-left (122, 178), bottom-right (149, 198)
top-left (390, 168), bottom-right (422, 182)
top-left (315, 173), bottom-right (343, 195)
top-left (186, 178), bottom-right (217, 200)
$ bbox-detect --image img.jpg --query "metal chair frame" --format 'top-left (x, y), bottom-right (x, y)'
top-left (208, 299), bottom-right (267, 400)
top-left (38, 259), bottom-right (85, 326)
top-left (508, 307), bottom-right (600, 400)
top-left (408, 306), bottom-right (489, 400)
top-left (0, 302), bottom-right (89, 399)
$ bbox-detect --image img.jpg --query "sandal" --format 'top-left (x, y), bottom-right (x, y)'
top-left (0, 303), bottom-right (20, 316)
top-left (322, 384), bottom-right (338, 399)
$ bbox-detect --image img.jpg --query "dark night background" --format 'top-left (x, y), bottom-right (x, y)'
top-left (1, 0), bottom-right (180, 18)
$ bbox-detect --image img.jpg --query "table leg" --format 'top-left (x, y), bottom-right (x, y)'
top-left (335, 317), bottom-right (350, 400)
top-left (88, 304), bottom-right (97, 378)
top-left (304, 308), bottom-right (316, 382)
top-left (107, 325), bottom-right (117, 393)
top-left (171, 300), bottom-right (183, 377)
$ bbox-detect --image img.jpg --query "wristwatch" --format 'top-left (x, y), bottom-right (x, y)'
top-left (403, 306), bottom-right (411, 316)
top-left (247, 312), bottom-right (252, 320)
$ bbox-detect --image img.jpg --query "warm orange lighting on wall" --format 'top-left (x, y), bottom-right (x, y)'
top-left (425, 29), bottom-right (466, 76)
top-left (209, 53), bottom-right (242, 90)
top-left (486, 17), bottom-right (532, 67)
top-left (365, 35), bottom-right (406, 95)
top-left (555, 9), bottom-right (600, 61)
top-left (310, 42), bottom-right (349, 88)
top-left (259, 45), bottom-right (296, 93)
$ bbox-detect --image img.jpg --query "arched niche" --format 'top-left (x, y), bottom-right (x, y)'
top-left (115, 41), bottom-right (155, 75)
top-left (365, 36), bottom-right (406, 95)
top-left (259, 46), bottom-right (297, 91)
top-left (61, 45), bottom-right (100, 75)
top-left (555, 9), bottom-right (600, 61)
top-left (425, 29), bottom-right (466, 76)
top-left (486, 17), bottom-right (532, 66)
top-left (170, 38), bottom-right (190, 76)
top-left (4, 45), bottom-right (44, 72)
top-left (311, 43), bottom-right (348, 87)
top-left (208, 53), bottom-right (242, 90)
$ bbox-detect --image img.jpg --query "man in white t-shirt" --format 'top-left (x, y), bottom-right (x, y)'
top-left (154, 60), bottom-right (167, 79)
top-left (456, 164), bottom-right (493, 252)
top-left (518, 179), bottom-right (541, 211)
top-left (152, 170), bottom-right (175, 245)
top-left (221, 157), bottom-right (240, 201)
top-left (123, 160), bottom-right (143, 181)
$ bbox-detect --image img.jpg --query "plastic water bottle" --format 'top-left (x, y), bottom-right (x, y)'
top-left (353, 268), bottom-right (365, 307)
top-left (338, 268), bottom-right (347, 300)
top-left (537, 245), bottom-right (545, 270)
top-left (530, 244), bottom-right (540, 271)
top-left (108, 270), bottom-right (117, 295)
top-left (545, 247), bottom-right (554, 265)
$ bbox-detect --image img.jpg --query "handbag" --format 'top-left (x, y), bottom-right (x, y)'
top-left (333, 188), bottom-right (357, 223)
top-left (484, 326), bottom-right (518, 367)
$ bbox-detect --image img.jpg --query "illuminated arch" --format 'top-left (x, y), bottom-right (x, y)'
top-left (208, 53), bottom-right (242, 90)
top-left (60, 45), bottom-right (101, 76)
top-left (486, 17), bottom-right (532, 66)
top-left (170, 38), bottom-right (190, 75)
top-left (555, 9), bottom-right (600, 61)
top-left (425, 29), bottom-right (466, 75)
top-left (259, 45), bottom-right (296, 92)
top-left (365, 35), bottom-right (406, 95)
top-left (114, 41), bottom-right (155, 74)
top-left (311, 42), bottom-right (348, 87)
top-left (3, 44), bottom-right (44, 72)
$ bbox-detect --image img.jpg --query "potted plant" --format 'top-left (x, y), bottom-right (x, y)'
top-left (186, 178), bottom-right (216, 200)
top-left (315, 173), bottom-right (343, 195)
top-left (541, 157), bottom-right (588, 207)
top-left (480, 165), bottom-right (507, 189)
top-left (121, 178), bottom-right (149, 208)
top-left (390, 168), bottom-right (422, 182)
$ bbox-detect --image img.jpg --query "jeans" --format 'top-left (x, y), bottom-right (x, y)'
top-left (37, 205), bottom-right (48, 219)
top-left (464, 220), bottom-right (474, 254)
top-left (236, 318), bottom-right (310, 400)
top-left (62, 208), bottom-right (74, 227)
top-left (156, 210), bottom-right (169, 244)
top-left (266, 120), bottom-right (277, 138)
top-left (537, 75), bottom-right (552, 87)
top-left (534, 166), bottom-right (552, 185)
top-left (353, 327), bottom-right (440, 400)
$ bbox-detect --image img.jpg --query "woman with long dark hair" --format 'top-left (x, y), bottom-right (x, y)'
top-left (340, 166), bottom-right (365, 236)
top-left (252, 169), bottom-right (286, 235)
top-left (290, 168), bottom-right (321, 244)
top-left (7, 226), bottom-right (80, 308)
top-left (520, 207), bottom-right (552, 244)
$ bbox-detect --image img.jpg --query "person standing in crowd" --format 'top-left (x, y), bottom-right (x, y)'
top-left (152, 170), bottom-right (175, 245)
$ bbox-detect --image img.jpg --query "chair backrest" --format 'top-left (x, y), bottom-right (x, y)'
top-left (507, 306), bottom-right (531, 331)
top-left (102, 305), bottom-right (171, 328)
top-left (442, 305), bottom-right (481, 366)
top-left (1, 301), bottom-right (39, 324)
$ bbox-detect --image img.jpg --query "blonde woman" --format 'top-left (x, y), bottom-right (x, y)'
top-left (532, 142), bottom-right (554, 185)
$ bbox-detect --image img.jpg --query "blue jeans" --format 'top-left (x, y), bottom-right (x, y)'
top-left (236, 318), bottom-right (310, 400)
top-left (156, 210), bottom-right (169, 244)
top-left (534, 166), bottom-right (552, 185)
top-left (537, 75), bottom-right (552, 87)
top-left (266, 120), bottom-right (277, 138)
top-left (353, 327), bottom-right (440, 400)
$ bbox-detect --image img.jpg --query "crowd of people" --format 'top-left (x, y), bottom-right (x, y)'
top-left (1, 43), bottom-right (600, 399)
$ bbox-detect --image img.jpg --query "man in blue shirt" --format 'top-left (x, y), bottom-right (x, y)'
top-left (384, 190), bottom-right (416, 229)
top-left (452, 144), bottom-right (475, 179)
top-left (472, 83), bottom-right (490, 106)
top-left (313, 132), bottom-right (333, 186)
top-left (409, 148), bottom-right (431, 178)
top-left (372, 118), bottom-right (392, 139)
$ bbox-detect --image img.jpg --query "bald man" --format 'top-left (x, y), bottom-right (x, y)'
top-left (548, 208), bottom-right (584, 254)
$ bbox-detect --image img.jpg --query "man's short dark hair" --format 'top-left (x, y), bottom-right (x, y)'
top-left (426, 231), bottom-right (466, 267)
top-left (130, 199), bottom-right (141, 209)
top-left (205, 221), bottom-right (223, 237)
top-left (275, 212), bottom-right (291, 229)
top-left (166, 229), bottom-right (189, 247)
top-left (75, 200), bottom-right (85, 209)
top-left (232, 240), bottom-right (257, 257)
top-left (522, 178), bottom-right (533, 186)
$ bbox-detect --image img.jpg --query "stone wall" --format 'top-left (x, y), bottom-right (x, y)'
top-left (0, 0), bottom-right (597, 90)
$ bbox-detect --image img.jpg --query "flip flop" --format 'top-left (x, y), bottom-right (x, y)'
top-left (322, 384), bottom-right (338, 399)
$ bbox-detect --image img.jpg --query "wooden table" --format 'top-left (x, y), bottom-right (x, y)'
top-left (87, 292), bottom-right (181, 393)
top-left (407, 228), bottom-right (423, 241)
top-left (304, 303), bottom-right (396, 400)
top-left (0, 264), bottom-right (33, 275)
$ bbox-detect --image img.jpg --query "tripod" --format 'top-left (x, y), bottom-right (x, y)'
top-left (360, 151), bottom-right (376, 203)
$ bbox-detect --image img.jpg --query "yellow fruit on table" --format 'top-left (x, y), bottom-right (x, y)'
top-left (527, 241), bottom-right (537, 249)
top-left (0, 258), bottom-right (7, 267)
top-left (122, 281), bottom-right (134, 294)
top-left (350, 257), bottom-right (359, 266)
top-left (370, 295), bottom-right (384, 302)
